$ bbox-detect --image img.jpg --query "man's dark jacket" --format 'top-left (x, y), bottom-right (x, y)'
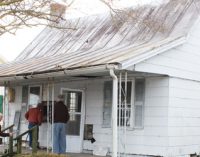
top-left (54, 101), bottom-right (69, 123)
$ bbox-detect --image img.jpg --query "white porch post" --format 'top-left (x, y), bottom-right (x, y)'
top-left (47, 82), bottom-right (50, 153)
top-left (51, 82), bottom-right (55, 152)
top-left (110, 69), bottom-right (118, 157)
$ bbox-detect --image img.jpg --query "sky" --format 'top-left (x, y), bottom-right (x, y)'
top-left (0, 0), bottom-right (164, 62)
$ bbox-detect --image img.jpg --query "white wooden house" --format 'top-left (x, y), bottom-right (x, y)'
top-left (0, 1), bottom-right (200, 157)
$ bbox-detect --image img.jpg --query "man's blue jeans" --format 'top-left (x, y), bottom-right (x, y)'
top-left (53, 123), bottom-right (66, 154)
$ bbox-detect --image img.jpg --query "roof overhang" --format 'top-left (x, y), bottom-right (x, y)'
top-left (0, 63), bottom-right (121, 85)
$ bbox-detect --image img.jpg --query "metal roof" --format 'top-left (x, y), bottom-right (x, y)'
top-left (0, 0), bottom-right (199, 78)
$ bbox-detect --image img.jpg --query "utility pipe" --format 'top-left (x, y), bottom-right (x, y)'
top-left (109, 69), bottom-right (118, 157)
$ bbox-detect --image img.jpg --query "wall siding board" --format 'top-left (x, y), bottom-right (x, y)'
top-left (6, 77), bottom-right (170, 156)
top-left (168, 77), bottom-right (200, 156)
top-left (135, 20), bottom-right (200, 82)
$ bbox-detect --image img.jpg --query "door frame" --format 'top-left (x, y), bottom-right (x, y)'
top-left (61, 88), bottom-right (85, 152)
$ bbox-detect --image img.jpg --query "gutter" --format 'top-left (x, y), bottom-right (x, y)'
top-left (109, 69), bottom-right (118, 157)
top-left (0, 63), bottom-right (120, 82)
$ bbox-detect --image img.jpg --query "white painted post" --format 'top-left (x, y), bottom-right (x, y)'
top-left (51, 83), bottom-right (55, 152)
top-left (119, 72), bottom-right (122, 157)
top-left (124, 72), bottom-right (127, 157)
top-left (47, 83), bottom-right (50, 153)
top-left (110, 69), bottom-right (118, 157)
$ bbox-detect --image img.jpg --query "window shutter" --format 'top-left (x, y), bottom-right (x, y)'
top-left (134, 79), bottom-right (145, 128)
top-left (103, 81), bottom-right (112, 127)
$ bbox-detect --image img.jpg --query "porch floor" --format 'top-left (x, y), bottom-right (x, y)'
top-left (0, 145), bottom-right (110, 157)
top-left (68, 153), bottom-right (110, 157)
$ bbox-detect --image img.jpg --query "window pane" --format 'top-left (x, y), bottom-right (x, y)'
top-left (119, 82), bottom-right (132, 104)
top-left (63, 91), bottom-right (82, 113)
top-left (135, 105), bottom-right (143, 127)
top-left (66, 114), bottom-right (81, 135)
top-left (118, 106), bottom-right (131, 127)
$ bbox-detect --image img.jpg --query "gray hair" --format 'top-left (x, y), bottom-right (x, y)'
top-left (57, 94), bottom-right (64, 101)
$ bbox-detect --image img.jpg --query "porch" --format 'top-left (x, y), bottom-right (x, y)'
top-left (0, 147), bottom-right (110, 157)
top-left (1, 70), bottom-right (165, 157)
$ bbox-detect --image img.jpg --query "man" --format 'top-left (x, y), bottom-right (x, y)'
top-left (0, 113), bottom-right (12, 137)
top-left (53, 94), bottom-right (69, 154)
top-left (25, 101), bottom-right (42, 149)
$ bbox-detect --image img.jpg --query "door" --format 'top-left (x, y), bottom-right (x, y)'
top-left (62, 88), bottom-right (85, 153)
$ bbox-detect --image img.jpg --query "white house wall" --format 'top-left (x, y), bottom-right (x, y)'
top-left (4, 76), bottom-right (170, 156)
top-left (65, 77), bottom-right (169, 156)
top-left (167, 77), bottom-right (200, 156)
top-left (125, 77), bottom-right (169, 156)
top-left (134, 19), bottom-right (200, 82)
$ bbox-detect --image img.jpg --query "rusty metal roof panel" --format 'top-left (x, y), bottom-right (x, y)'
top-left (0, 0), bottom-right (199, 77)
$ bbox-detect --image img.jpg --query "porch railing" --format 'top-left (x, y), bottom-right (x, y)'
top-left (1, 124), bottom-right (14, 157)
top-left (14, 126), bottom-right (38, 154)
top-left (1, 125), bottom-right (38, 157)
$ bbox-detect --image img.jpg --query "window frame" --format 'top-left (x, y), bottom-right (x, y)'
top-left (102, 78), bottom-right (145, 129)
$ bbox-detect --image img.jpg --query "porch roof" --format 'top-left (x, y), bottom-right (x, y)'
top-left (0, 0), bottom-right (199, 81)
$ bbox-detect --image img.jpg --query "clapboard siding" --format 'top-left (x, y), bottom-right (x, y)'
top-left (135, 19), bottom-right (200, 82)
top-left (55, 77), bottom-right (169, 156)
top-left (167, 77), bottom-right (200, 156)
top-left (5, 76), bottom-right (170, 156)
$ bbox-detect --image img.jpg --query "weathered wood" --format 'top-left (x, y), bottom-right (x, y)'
top-left (14, 126), bottom-right (38, 155)
top-left (8, 126), bottom-right (13, 155)
top-left (32, 126), bottom-right (38, 154)
top-left (16, 137), bottom-right (22, 154)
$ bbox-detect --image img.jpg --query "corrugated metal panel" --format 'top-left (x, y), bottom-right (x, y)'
top-left (0, 0), bottom-right (199, 77)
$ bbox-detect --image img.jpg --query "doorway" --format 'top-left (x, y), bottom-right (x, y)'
top-left (61, 88), bottom-right (85, 153)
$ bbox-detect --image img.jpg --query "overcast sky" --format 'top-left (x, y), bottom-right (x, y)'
top-left (0, 0), bottom-right (164, 62)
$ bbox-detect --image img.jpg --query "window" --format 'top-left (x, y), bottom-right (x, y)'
top-left (28, 86), bottom-right (41, 106)
top-left (102, 78), bottom-right (145, 128)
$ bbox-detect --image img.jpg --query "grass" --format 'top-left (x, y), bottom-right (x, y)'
top-left (14, 153), bottom-right (68, 157)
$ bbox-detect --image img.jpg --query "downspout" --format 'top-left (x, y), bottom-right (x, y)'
top-left (109, 69), bottom-right (118, 157)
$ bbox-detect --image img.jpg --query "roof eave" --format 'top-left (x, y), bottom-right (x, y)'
top-left (0, 63), bottom-right (121, 84)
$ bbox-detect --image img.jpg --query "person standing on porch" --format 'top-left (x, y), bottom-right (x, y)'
top-left (53, 94), bottom-right (69, 154)
top-left (0, 113), bottom-right (13, 137)
top-left (25, 100), bottom-right (42, 149)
